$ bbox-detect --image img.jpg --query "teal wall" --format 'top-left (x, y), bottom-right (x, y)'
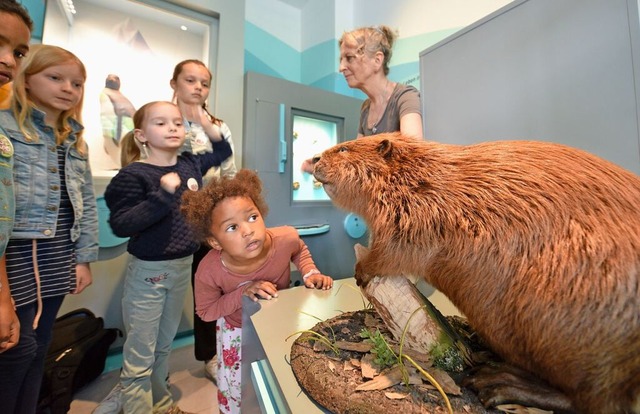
top-left (23, 1), bottom-right (460, 98)
top-left (244, 21), bottom-right (461, 97)
top-left (21, 0), bottom-right (46, 42)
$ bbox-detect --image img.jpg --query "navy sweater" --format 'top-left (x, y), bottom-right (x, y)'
top-left (104, 140), bottom-right (231, 261)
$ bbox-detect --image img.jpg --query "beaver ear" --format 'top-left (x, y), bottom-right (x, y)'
top-left (376, 139), bottom-right (394, 159)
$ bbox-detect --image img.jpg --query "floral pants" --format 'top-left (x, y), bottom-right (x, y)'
top-left (216, 318), bottom-right (241, 414)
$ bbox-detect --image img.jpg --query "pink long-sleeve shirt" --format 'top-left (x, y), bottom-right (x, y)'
top-left (194, 226), bottom-right (318, 328)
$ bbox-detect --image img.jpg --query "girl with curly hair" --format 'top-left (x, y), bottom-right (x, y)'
top-left (181, 169), bottom-right (333, 413)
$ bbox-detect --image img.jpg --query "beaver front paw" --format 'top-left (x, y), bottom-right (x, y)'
top-left (354, 262), bottom-right (374, 288)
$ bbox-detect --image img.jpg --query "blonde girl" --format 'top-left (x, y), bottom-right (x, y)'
top-left (104, 101), bottom-right (231, 414)
top-left (0, 44), bottom-right (98, 414)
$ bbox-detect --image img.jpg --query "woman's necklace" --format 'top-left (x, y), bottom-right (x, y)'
top-left (370, 80), bottom-right (393, 133)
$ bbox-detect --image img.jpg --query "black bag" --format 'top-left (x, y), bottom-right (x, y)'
top-left (37, 308), bottom-right (121, 414)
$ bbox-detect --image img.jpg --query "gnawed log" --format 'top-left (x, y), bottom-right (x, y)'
top-left (354, 244), bottom-right (472, 372)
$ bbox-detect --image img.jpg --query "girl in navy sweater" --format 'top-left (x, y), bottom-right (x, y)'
top-left (104, 101), bottom-right (231, 414)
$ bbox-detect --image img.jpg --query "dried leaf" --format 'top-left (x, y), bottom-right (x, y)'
top-left (384, 392), bottom-right (408, 400)
top-left (360, 353), bottom-right (379, 379)
top-left (390, 345), bottom-right (432, 364)
top-left (350, 358), bottom-right (361, 368)
top-left (343, 360), bottom-right (356, 371)
top-left (412, 361), bottom-right (461, 395)
top-left (403, 365), bottom-right (424, 385)
top-left (334, 340), bottom-right (372, 352)
top-left (328, 360), bottom-right (336, 373)
top-left (356, 365), bottom-right (403, 391)
top-left (414, 383), bottom-right (435, 392)
top-left (364, 312), bottom-right (379, 328)
top-left (312, 340), bottom-right (331, 352)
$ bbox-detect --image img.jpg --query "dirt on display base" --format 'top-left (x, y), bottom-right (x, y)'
top-left (290, 308), bottom-right (501, 414)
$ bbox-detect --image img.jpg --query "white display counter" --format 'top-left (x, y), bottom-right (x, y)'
top-left (241, 278), bottom-right (461, 413)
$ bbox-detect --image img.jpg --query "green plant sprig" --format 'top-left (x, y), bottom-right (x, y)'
top-left (360, 328), bottom-right (398, 368)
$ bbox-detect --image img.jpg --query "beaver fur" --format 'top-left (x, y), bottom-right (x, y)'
top-left (312, 133), bottom-right (640, 414)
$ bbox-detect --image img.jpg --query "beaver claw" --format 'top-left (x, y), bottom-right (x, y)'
top-left (463, 364), bottom-right (576, 413)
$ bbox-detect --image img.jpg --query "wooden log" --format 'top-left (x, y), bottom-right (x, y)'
top-left (354, 244), bottom-right (472, 371)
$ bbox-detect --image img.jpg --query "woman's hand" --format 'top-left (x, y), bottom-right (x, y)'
top-left (242, 280), bottom-right (278, 302)
top-left (301, 158), bottom-right (315, 174)
top-left (72, 262), bottom-right (93, 294)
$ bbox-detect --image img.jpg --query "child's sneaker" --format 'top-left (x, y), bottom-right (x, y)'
top-left (204, 355), bottom-right (218, 384)
top-left (92, 382), bottom-right (123, 414)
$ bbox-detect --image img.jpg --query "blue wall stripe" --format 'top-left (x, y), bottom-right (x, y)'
top-left (245, 51), bottom-right (283, 79)
top-left (245, 22), bottom-right (464, 96)
top-left (245, 22), bottom-right (301, 82)
top-left (301, 39), bottom-right (337, 85)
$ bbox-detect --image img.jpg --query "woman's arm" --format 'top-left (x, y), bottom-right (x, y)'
top-left (400, 112), bottom-right (423, 139)
top-left (397, 86), bottom-right (424, 139)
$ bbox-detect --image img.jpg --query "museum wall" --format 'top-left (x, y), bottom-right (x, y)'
top-left (245, 0), bottom-right (512, 96)
top-left (42, 0), bottom-right (245, 340)
top-left (40, 0), bottom-right (513, 341)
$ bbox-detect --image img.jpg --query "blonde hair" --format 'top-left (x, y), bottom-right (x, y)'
top-left (181, 169), bottom-right (269, 243)
top-left (119, 101), bottom-right (179, 167)
top-left (11, 44), bottom-right (87, 154)
top-left (119, 131), bottom-right (140, 168)
top-left (339, 25), bottom-right (397, 76)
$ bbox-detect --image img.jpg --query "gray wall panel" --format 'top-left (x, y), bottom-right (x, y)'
top-left (420, 0), bottom-right (640, 175)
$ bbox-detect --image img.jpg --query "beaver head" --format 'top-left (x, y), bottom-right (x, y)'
top-left (313, 133), bottom-right (431, 219)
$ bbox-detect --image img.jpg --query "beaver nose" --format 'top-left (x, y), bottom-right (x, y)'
top-left (312, 154), bottom-right (321, 164)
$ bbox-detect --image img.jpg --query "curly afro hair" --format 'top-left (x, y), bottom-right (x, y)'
top-left (181, 169), bottom-right (269, 242)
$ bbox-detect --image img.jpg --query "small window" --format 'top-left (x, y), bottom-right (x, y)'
top-left (291, 110), bottom-right (343, 203)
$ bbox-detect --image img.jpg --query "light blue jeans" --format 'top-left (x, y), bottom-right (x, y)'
top-left (120, 255), bottom-right (192, 414)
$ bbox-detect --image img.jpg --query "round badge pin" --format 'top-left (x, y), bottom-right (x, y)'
top-left (0, 135), bottom-right (13, 158)
top-left (187, 177), bottom-right (199, 191)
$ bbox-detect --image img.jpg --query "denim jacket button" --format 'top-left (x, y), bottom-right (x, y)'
top-left (43, 229), bottom-right (52, 236)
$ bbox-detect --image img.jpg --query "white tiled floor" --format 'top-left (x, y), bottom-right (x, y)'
top-left (68, 344), bottom-right (218, 414)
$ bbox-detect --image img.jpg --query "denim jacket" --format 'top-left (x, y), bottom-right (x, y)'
top-left (0, 130), bottom-right (13, 256)
top-left (0, 109), bottom-right (99, 263)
